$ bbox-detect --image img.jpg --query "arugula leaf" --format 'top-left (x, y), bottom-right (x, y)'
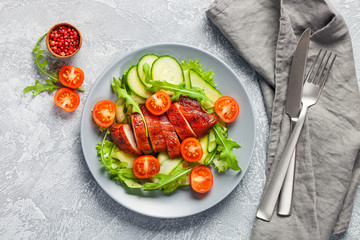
top-left (147, 80), bottom-right (213, 106)
top-left (96, 130), bottom-right (142, 188)
top-left (142, 63), bottom-right (213, 109)
top-left (181, 59), bottom-right (215, 86)
top-left (23, 80), bottom-right (61, 96)
top-left (32, 33), bottom-right (58, 82)
top-left (213, 123), bottom-right (242, 171)
top-left (143, 166), bottom-right (193, 193)
top-left (111, 77), bottom-right (148, 136)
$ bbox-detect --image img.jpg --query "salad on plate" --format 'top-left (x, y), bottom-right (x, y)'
top-left (93, 54), bottom-right (242, 194)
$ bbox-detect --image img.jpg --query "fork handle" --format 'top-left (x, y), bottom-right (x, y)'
top-left (256, 105), bottom-right (308, 221)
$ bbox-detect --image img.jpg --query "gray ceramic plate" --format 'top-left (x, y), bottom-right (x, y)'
top-left (80, 43), bottom-right (255, 218)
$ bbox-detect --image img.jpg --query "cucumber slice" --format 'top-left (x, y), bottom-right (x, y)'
top-left (183, 70), bottom-right (191, 88)
top-left (189, 69), bottom-right (222, 104)
top-left (130, 92), bottom-right (146, 104)
top-left (157, 152), bottom-right (183, 175)
top-left (137, 54), bottom-right (158, 87)
top-left (204, 150), bottom-right (216, 165)
top-left (180, 174), bottom-right (190, 186)
top-left (151, 56), bottom-right (184, 85)
top-left (126, 65), bottom-right (153, 99)
top-left (199, 134), bottom-right (210, 165)
top-left (207, 129), bottom-right (217, 153)
top-left (110, 146), bottom-right (138, 168)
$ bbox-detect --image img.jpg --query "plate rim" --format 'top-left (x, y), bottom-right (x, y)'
top-left (80, 42), bottom-right (256, 218)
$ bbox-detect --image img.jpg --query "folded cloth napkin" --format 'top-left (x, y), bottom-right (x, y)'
top-left (206, 0), bottom-right (360, 239)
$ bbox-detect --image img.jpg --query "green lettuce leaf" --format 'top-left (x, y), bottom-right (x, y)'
top-left (181, 59), bottom-right (215, 86)
top-left (213, 123), bottom-right (242, 171)
top-left (212, 156), bottom-right (228, 172)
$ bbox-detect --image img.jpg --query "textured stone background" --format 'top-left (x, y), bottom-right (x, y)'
top-left (0, 0), bottom-right (358, 239)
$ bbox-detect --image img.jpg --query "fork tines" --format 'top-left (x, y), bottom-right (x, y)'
top-left (306, 49), bottom-right (337, 85)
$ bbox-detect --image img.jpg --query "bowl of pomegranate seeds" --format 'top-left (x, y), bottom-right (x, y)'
top-left (46, 23), bottom-right (82, 58)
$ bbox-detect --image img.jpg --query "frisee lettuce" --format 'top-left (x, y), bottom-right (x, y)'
top-left (181, 59), bottom-right (215, 86)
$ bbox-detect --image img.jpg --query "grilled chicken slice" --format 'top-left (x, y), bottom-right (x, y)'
top-left (159, 114), bottom-right (181, 159)
top-left (140, 105), bottom-right (167, 153)
top-left (178, 95), bottom-right (217, 138)
top-left (110, 123), bottom-right (142, 155)
top-left (131, 112), bottom-right (152, 154)
top-left (166, 102), bottom-right (197, 140)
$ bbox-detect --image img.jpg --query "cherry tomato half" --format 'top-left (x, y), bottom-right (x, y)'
top-left (54, 87), bottom-right (80, 112)
top-left (133, 155), bottom-right (160, 179)
top-left (180, 138), bottom-right (203, 162)
top-left (190, 166), bottom-right (213, 193)
top-left (145, 91), bottom-right (171, 115)
top-left (214, 96), bottom-right (239, 123)
top-left (92, 100), bottom-right (117, 128)
top-left (59, 65), bottom-right (85, 89)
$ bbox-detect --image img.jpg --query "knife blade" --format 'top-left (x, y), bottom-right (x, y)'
top-left (256, 28), bottom-right (311, 221)
top-left (285, 29), bottom-right (311, 119)
top-left (277, 28), bottom-right (311, 216)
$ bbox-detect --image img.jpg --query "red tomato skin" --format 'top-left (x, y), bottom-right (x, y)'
top-left (214, 96), bottom-right (240, 123)
top-left (145, 91), bottom-right (171, 115)
top-left (190, 166), bottom-right (213, 193)
top-left (133, 155), bottom-right (160, 179)
top-left (54, 87), bottom-right (80, 112)
top-left (180, 138), bottom-right (203, 162)
top-left (92, 100), bottom-right (117, 128)
top-left (59, 65), bottom-right (85, 89)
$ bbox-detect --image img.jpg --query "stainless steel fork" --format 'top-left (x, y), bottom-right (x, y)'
top-left (256, 49), bottom-right (337, 221)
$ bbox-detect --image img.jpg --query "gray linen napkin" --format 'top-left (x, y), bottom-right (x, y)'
top-left (206, 0), bottom-right (360, 239)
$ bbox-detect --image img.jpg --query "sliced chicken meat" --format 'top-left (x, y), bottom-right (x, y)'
top-left (131, 112), bottom-right (152, 154)
top-left (166, 102), bottom-right (197, 141)
top-left (140, 105), bottom-right (167, 153)
top-left (178, 95), bottom-right (218, 138)
top-left (159, 114), bottom-right (181, 159)
top-left (110, 123), bottom-right (142, 155)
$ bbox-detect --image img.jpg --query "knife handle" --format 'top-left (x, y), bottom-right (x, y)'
top-left (277, 147), bottom-right (296, 216)
top-left (256, 105), bottom-right (308, 221)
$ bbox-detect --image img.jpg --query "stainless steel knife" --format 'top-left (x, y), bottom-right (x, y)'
top-left (256, 28), bottom-right (311, 221)
top-left (277, 28), bottom-right (311, 216)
